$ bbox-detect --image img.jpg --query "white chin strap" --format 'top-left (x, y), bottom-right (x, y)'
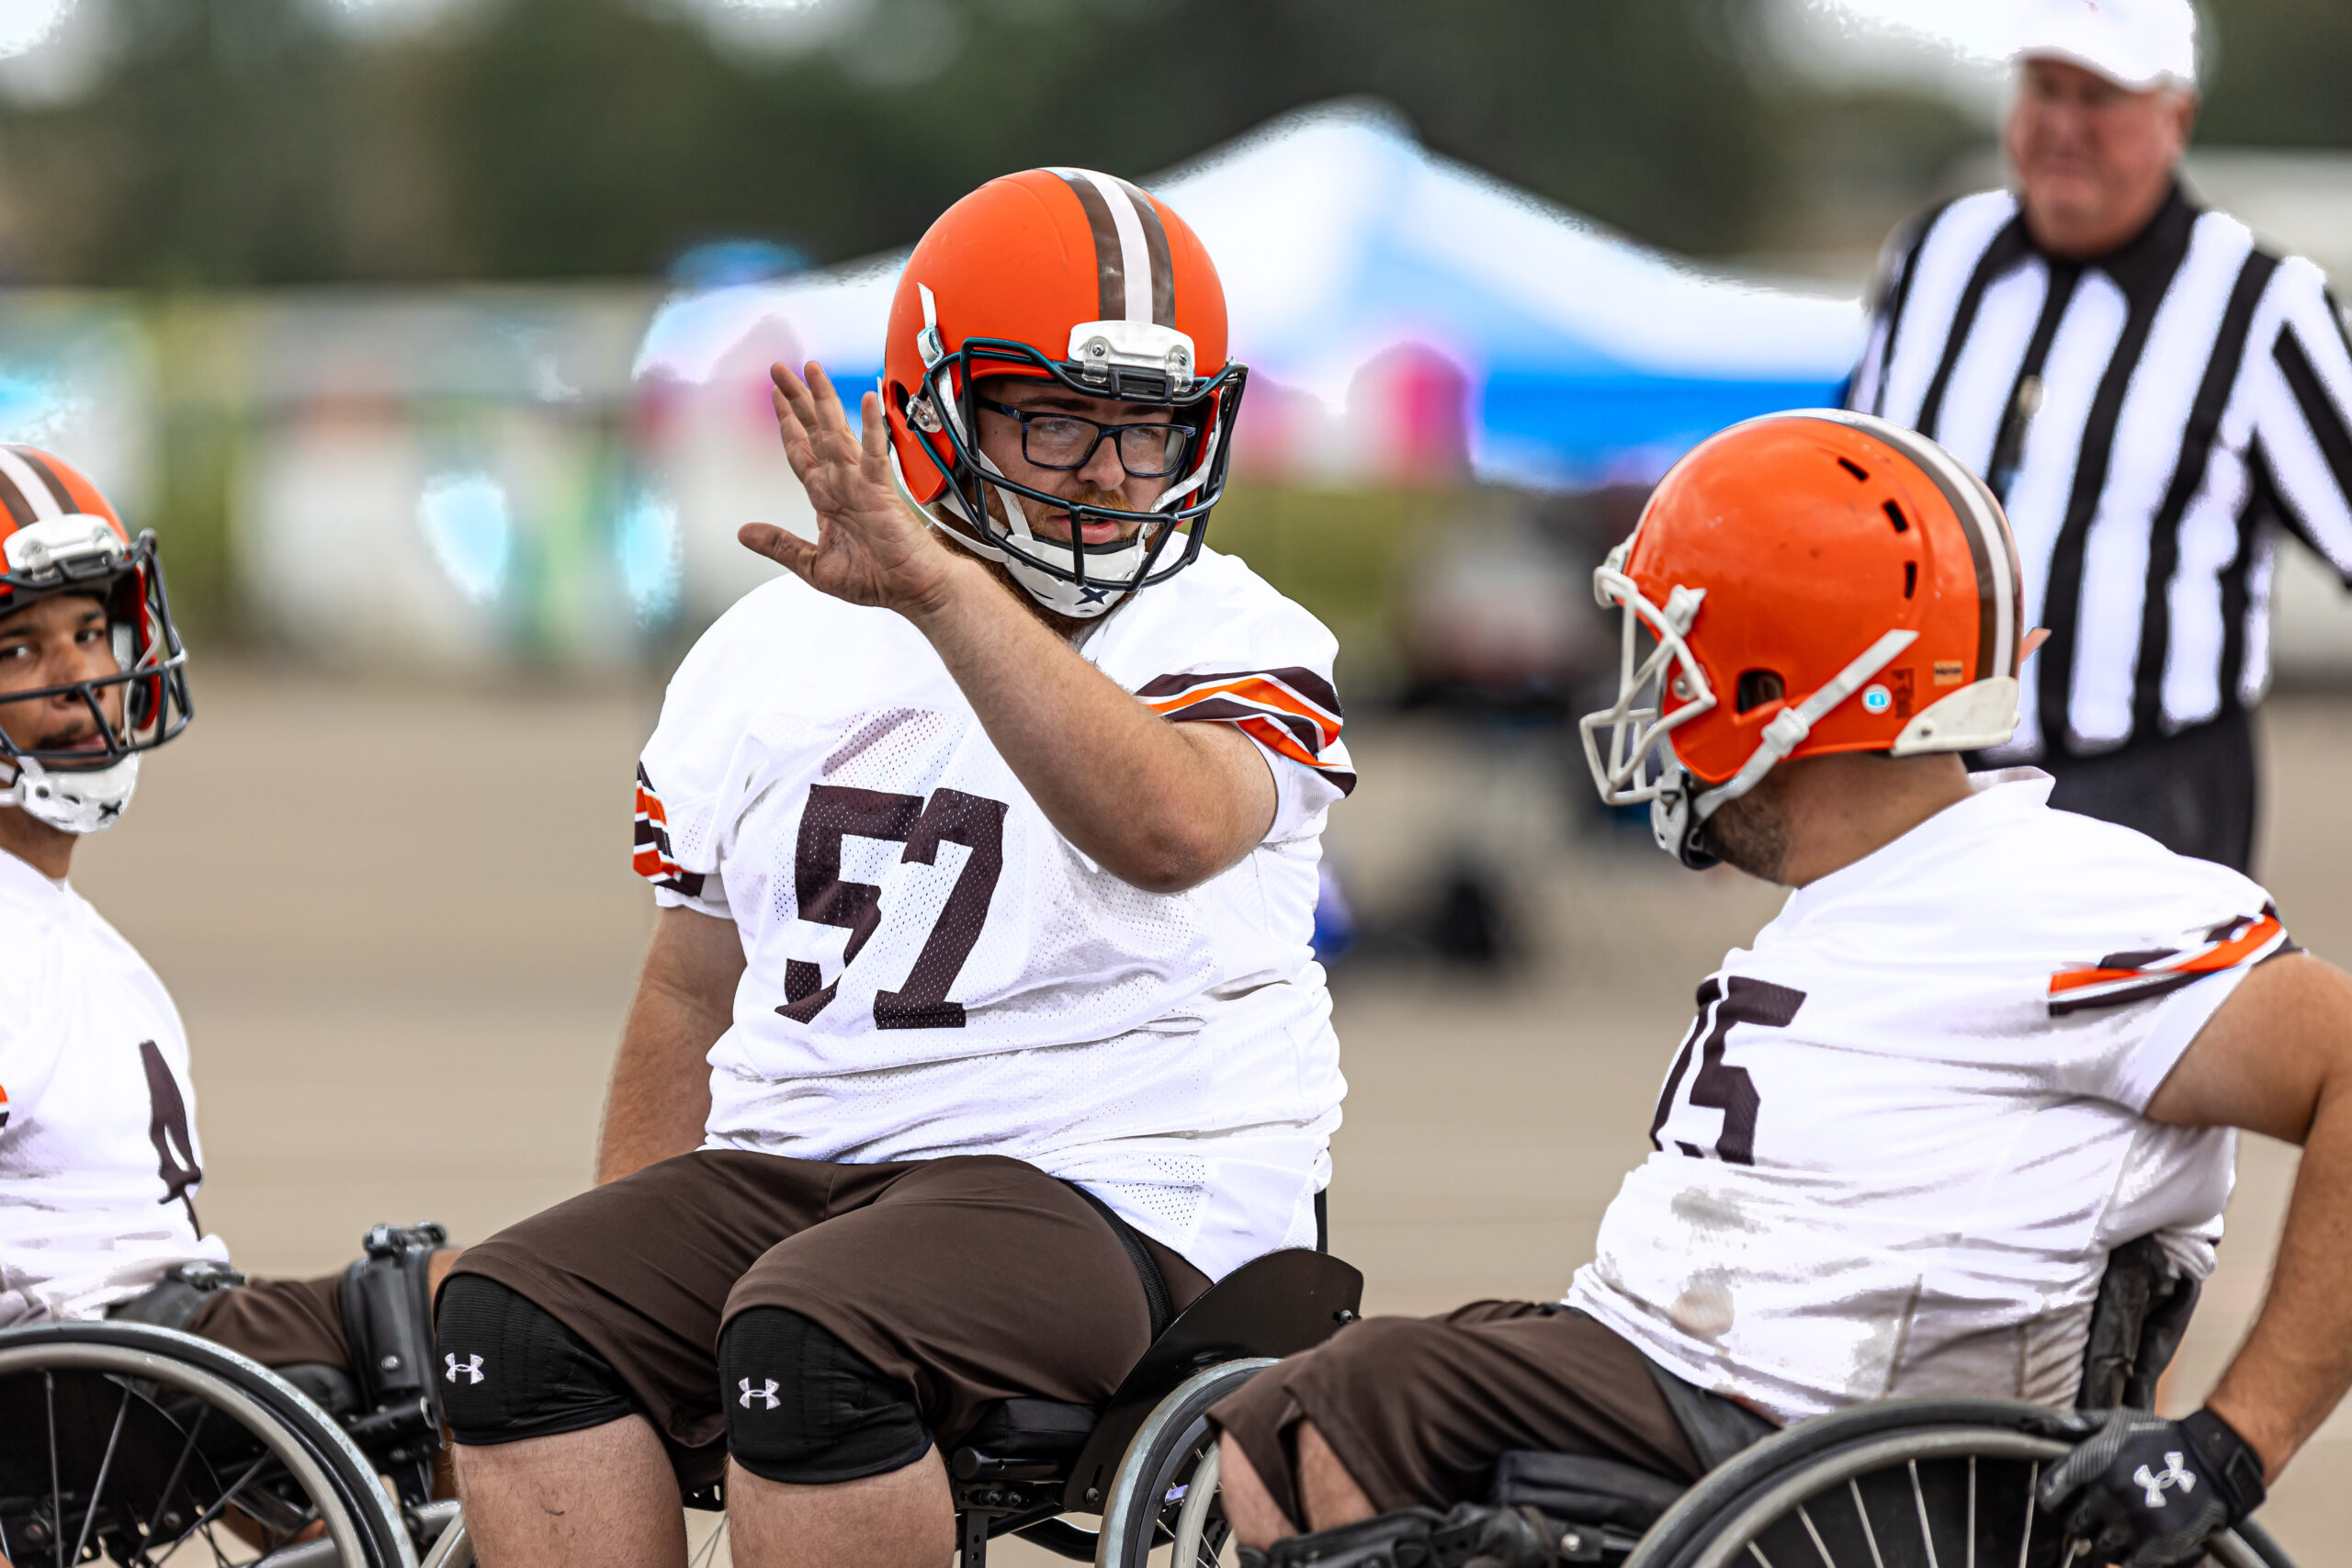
top-left (1649, 627), bottom-right (1919, 863)
top-left (5, 751), bottom-right (139, 834)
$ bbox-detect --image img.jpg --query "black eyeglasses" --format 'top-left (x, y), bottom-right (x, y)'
top-left (974, 397), bottom-right (1196, 479)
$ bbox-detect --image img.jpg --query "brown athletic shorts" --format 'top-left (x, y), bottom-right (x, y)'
top-left (446, 1149), bottom-right (1209, 1489)
top-left (187, 1275), bottom-right (351, 1369)
top-left (1209, 1301), bottom-right (1702, 1526)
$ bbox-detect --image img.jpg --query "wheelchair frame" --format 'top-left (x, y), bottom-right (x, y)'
top-left (0, 1246), bottom-right (1366, 1568)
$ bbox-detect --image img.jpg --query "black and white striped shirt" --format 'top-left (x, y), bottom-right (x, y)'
top-left (1848, 184), bottom-right (2352, 761)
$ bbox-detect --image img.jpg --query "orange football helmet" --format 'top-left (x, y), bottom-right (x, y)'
top-left (1580, 411), bottom-right (2022, 867)
top-left (0, 446), bottom-right (191, 833)
top-left (881, 167), bottom-right (1245, 617)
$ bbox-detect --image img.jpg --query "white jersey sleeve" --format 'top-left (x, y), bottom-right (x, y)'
top-left (1086, 550), bottom-right (1354, 842)
top-left (1566, 772), bottom-right (2275, 1423)
top-left (632, 581), bottom-right (819, 924)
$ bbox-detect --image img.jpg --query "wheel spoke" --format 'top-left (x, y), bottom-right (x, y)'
top-left (67, 1379), bottom-right (135, 1563)
top-left (1748, 1543), bottom-right (1778, 1568)
top-left (1795, 1503), bottom-right (1835, 1568)
top-left (153, 1452), bottom-right (275, 1561)
top-left (45, 1369), bottom-right (64, 1568)
top-left (139, 1404), bottom-right (212, 1555)
top-left (2016, 1463), bottom-right (2037, 1568)
top-left (1966, 1455), bottom-right (1976, 1568)
top-left (1909, 1460), bottom-right (1943, 1568)
top-left (1850, 1478), bottom-right (1887, 1568)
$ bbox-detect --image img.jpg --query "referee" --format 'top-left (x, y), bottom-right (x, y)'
top-left (1848, 0), bottom-right (2352, 871)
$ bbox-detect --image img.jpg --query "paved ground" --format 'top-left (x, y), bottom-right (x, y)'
top-left (71, 667), bottom-right (2352, 1562)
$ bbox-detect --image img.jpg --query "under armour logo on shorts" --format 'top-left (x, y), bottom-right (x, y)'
top-left (2134, 1453), bottom-right (2197, 1507)
top-left (740, 1377), bottom-right (780, 1410)
top-left (445, 1353), bottom-right (485, 1385)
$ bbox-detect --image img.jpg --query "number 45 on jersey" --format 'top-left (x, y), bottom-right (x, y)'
top-left (1649, 976), bottom-right (1806, 1166)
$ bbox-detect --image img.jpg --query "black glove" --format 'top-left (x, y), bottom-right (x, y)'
top-left (2037, 1406), bottom-right (2267, 1567)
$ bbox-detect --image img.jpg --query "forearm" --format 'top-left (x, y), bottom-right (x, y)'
top-left (594, 993), bottom-right (717, 1184)
top-left (595, 911), bottom-right (739, 1183)
top-left (903, 553), bottom-right (1267, 891)
top-left (2205, 1081), bottom-right (2352, 1479)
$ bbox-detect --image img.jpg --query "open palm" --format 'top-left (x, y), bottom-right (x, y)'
top-left (740, 360), bottom-right (959, 613)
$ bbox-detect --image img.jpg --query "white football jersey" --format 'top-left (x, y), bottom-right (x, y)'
top-left (0, 851), bottom-right (229, 1326)
top-left (1567, 771), bottom-right (2279, 1424)
top-left (634, 547), bottom-right (1352, 1280)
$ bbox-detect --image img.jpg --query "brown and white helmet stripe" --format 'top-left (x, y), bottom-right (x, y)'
top-left (1813, 409), bottom-right (2023, 682)
top-left (0, 446), bottom-right (85, 530)
top-left (1050, 168), bottom-right (1177, 329)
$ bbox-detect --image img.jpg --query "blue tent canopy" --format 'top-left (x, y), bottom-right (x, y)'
top-left (635, 102), bottom-right (1866, 491)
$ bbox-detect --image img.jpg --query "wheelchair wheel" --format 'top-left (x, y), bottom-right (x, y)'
top-left (1622, 1397), bottom-right (2294, 1568)
top-left (0, 1319), bottom-right (415, 1567)
top-left (1094, 1356), bottom-right (1272, 1568)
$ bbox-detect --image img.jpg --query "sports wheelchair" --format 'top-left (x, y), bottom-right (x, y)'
top-left (0, 1237), bottom-right (1365, 1567)
top-left (1237, 1236), bottom-right (2301, 1568)
top-left (0, 1224), bottom-right (458, 1568)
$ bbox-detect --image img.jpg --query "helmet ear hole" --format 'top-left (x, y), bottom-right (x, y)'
top-left (1736, 670), bottom-right (1786, 714)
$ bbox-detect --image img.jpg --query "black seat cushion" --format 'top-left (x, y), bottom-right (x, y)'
top-left (956, 1398), bottom-right (1099, 1463)
top-left (1489, 1450), bottom-right (1688, 1533)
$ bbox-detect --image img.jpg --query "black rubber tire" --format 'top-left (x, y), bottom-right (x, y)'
top-left (0, 1318), bottom-right (413, 1567)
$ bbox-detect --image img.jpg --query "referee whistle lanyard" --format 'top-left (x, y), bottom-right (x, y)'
top-left (1987, 261), bottom-right (2084, 504)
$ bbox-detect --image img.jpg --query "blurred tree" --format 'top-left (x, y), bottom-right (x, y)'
top-left (0, 0), bottom-right (1779, 284)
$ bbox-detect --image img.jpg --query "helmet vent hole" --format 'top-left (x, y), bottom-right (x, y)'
top-left (1904, 561), bottom-right (1917, 599)
top-left (1883, 500), bottom-right (1910, 534)
top-left (1736, 670), bottom-right (1786, 714)
top-left (1838, 457), bottom-right (1870, 482)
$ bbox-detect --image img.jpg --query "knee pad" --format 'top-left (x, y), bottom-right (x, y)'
top-left (434, 1273), bottom-right (636, 1445)
top-left (718, 1307), bottom-right (931, 1484)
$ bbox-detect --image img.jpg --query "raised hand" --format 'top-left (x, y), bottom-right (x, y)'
top-left (739, 360), bottom-right (966, 615)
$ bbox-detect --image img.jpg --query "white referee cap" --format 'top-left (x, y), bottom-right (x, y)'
top-left (2013, 0), bottom-right (2199, 92)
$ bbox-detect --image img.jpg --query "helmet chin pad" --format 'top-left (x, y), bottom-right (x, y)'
top-left (1649, 765), bottom-right (1721, 871)
top-left (6, 752), bottom-right (139, 834)
top-left (900, 450), bottom-right (1157, 621)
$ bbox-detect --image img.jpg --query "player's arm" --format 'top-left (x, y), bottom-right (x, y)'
top-left (2145, 951), bottom-right (2352, 1477)
top-left (2245, 266), bottom-right (2352, 582)
top-left (741, 361), bottom-right (1276, 895)
top-left (594, 906), bottom-right (744, 1184)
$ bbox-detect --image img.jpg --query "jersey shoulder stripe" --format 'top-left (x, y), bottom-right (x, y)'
top-left (1136, 667), bottom-right (1353, 793)
top-left (2047, 904), bottom-right (2290, 1015)
top-left (633, 762), bottom-right (705, 897)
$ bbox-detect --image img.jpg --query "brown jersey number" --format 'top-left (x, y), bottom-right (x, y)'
top-left (1648, 976), bottom-right (1806, 1166)
top-left (779, 784), bottom-right (1009, 1031)
top-left (139, 1038), bottom-right (204, 1229)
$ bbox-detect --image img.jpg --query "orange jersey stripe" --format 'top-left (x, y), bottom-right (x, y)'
top-left (2049, 910), bottom-right (2285, 997)
top-left (633, 781), bottom-right (692, 884)
top-left (1234, 714), bottom-right (1341, 773)
top-left (1143, 677), bottom-right (1342, 750)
